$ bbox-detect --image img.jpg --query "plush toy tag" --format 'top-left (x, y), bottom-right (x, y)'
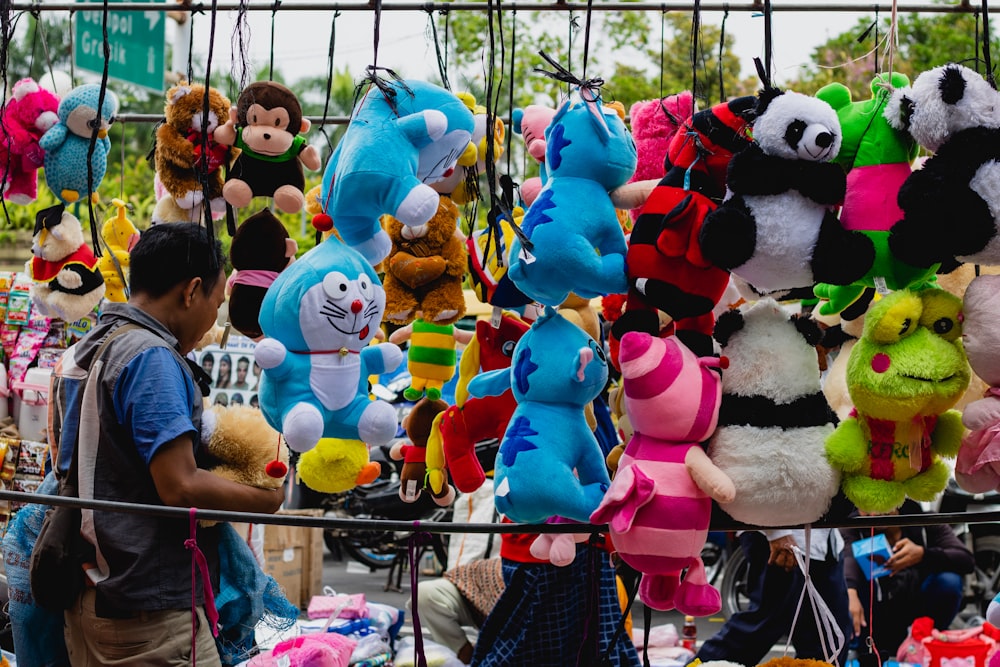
top-left (517, 246), bottom-right (536, 264)
top-left (491, 306), bottom-right (502, 329)
top-left (873, 275), bottom-right (890, 295)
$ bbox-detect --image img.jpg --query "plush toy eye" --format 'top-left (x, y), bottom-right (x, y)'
top-left (899, 318), bottom-right (912, 336)
top-left (322, 271), bottom-right (350, 299)
top-left (274, 118), bottom-right (281, 127)
top-left (357, 276), bottom-right (373, 299)
top-left (918, 290), bottom-right (963, 342)
top-left (501, 340), bottom-right (516, 356)
top-left (591, 340), bottom-right (607, 363)
top-left (784, 119), bottom-right (807, 149)
top-left (933, 318), bottom-right (953, 335)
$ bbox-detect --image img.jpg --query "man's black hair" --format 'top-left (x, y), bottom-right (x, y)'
top-left (129, 223), bottom-right (225, 298)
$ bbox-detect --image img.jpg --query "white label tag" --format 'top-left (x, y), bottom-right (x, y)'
top-left (518, 247), bottom-right (536, 264)
top-left (491, 306), bottom-right (502, 329)
top-left (404, 479), bottom-right (418, 501)
top-left (277, 656), bottom-right (291, 667)
top-left (282, 547), bottom-right (295, 562)
top-left (873, 276), bottom-right (889, 295)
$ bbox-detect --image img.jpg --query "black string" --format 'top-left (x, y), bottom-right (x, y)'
top-left (642, 605), bottom-right (652, 667)
top-left (691, 0), bottom-right (702, 105)
top-left (186, 10), bottom-right (195, 83)
top-left (505, 9), bottom-right (516, 180)
top-left (268, 0), bottom-right (280, 82)
top-left (200, 0), bottom-right (221, 246)
top-left (659, 11), bottom-right (665, 97)
top-left (983, 0), bottom-right (995, 88)
top-left (85, 0), bottom-right (113, 256)
top-left (482, 0), bottom-right (505, 263)
top-left (442, 10), bottom-right (450, 77)
top-left (229, 0), bottom-right (251, 98)
top-left (764, 0), bottom-right (773, 88)
top-left (976, 9), bottom-right (982, 76)
top-left (600, 567), bottom-right (642, 666)
top-left (534, 50), bottom-right (605, 99)
top-left (33, 10), bottom-right (55, 86)
top-left (581, 0), bottom-right (594, 80)
top-left (372, 0), bottom-right (382, 71)
top-left (718, 7), bottom-right (728, 102)
top-left (0, 0), bottom-right (18, 228)
top-left (426, 8), bottom-right (450, 91)
top-left (351, 0), bottom-right (409, 116)
top-left (317, 11), bottom-right (341, 156)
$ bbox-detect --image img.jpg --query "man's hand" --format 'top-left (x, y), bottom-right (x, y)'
top-left (768, 534), bottom-right (797, 572)
top-left (847, 588), bottom-right (867, 637)
top-left (886, 537), bottom-right (924, 573)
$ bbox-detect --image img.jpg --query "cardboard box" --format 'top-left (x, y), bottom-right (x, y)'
top-left (263, 509), bottom-right (325, 609)
top-left (851, 533), bottom-right (893, 580)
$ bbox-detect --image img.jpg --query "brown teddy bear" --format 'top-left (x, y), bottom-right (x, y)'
top-left (390, 397), bottom-right (454, 506)
top-left (228, 208), bottom-right (297, 340)
top-left (154, 82), bottom-right (231, 221)
top-left (382, 195), bottom-right (467, 326)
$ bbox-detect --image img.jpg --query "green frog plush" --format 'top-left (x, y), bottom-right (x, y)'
top-left (825, 288), bottom-right (970, 513)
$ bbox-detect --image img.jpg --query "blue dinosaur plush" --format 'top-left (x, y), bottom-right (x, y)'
top-left (256, 236), bottom-right (404, 453)
top-left (39, 84), bottom-right (118, 204)
top-left (319, 79), bottom-right (475, 265)
top-left (467, 306), bottom-right (611, 523)
top-left (507, 88), bottom-right (636, 307)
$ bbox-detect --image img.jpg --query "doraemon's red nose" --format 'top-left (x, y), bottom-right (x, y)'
top-left (351, 300), bottom-right (363, 314)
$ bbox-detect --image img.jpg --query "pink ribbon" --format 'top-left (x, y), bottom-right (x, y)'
top-left (185, 506), bottom-right (219, 666)
top-left (229, 269), bottom-right (280, 290)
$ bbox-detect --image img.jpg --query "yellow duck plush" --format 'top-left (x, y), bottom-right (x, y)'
top-left (98, 198), bottom-right (140, 302)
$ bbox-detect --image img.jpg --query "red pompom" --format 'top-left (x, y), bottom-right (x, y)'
top-left (719, 355), bottom-right (730, 370)
top-left (265, 460), bottom-right (288, 479)
top-left (312, 213), bottom-right (334, 232)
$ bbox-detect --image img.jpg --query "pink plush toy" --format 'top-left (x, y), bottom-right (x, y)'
top-left (956, 274), bottom-right (1000, 493)
top-left (590, 331), bottom-right (735, 615)
top-left (626, 92), bottom-right (694, 218)
top-left (511, 104), bottom-right (557, 206)
top-left (248, 632), bottom-right (356, 667)
top-left (0, 78), bottom-right (59, 204)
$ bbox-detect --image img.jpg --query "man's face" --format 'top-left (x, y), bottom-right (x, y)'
top-left (202, 357), bottom-right (214, 374)
top-left (237, 361), bottom-right (248, 383)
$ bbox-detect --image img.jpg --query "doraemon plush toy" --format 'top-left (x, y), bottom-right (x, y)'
top-left (825, 288), bottom-right (970, 513)
top-left (39, 83), bottom-right (118, 204)
top-left (708, 299), bottom-right (841, 526)
top-left (591, 332), bottom-right (733, 615)
top-left (255, 237), bottom-right (404, 452)
top-left (467, 307), bottom-right (611, 523)
top-left (699, 88), bottom-right (872, 295)
top-left (886, 64), bottom-right (1000, 271)
top-left (507, 87), bottom-right (637, 307)
top-left (318, 79), bottom-right (475, 265)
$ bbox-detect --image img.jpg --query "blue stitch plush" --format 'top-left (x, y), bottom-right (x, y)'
top-left (256, 236), bottom-right (404, 453)
top-left (319, 79), bottom-right (475, 265)
top-left (40, 84), bottom-right (118, 204)
top-left (507, 89), bottom-right (636, 306)
top-left (468, 306), bottom-right (611, 523)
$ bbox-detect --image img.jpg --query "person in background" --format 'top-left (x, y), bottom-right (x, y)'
top-left (200, 352), bottom-right (215, 386)
top-left (232, 356), bottom-right (251, 390)
top-left (216, 353), bottom-right (232, 389)
top-left (841, 499), bottom-right (974, 666)
top-left (53, 223), bottom-right (284, 666)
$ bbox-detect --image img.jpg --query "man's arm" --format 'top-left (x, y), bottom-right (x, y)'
top-left (149, 434), bottom-right (284, 514)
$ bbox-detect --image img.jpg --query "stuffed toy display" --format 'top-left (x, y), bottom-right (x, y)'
top-left (27, 203), bottom-right (105, 322)
top-left (611, 97), bottom-right (756, 360)
top-left (708, 299), bottom-right (841, 526)
top-left (388, 319), bottom-right (473, 401)
top-left (467, 307), bottom-right (610, 523)
top-left (228, 208), bottom-right (298, 340)
top-left (699, 88), bottom-right (873, 296)
top-left (153, 82), bottom-right (231, 218)
top-left (390, 397), bottom-right (455, 506)
top-left (214, 81), bottom-right (321, 214)
top-left (812, 73), bottom-right (938, 316)
top-left (886, 64), bottom-right (1000, 271)
top-left (507, 88), bottom-right (636, 307)
top-left (431, 92), bottom-right (502, 206)
top-left (433, 313), bottom-right (529, 494)
top-left (40, 83), bottom-right (118, 204)
top-left (382, 195), bottom-right (467, 326)
top-left (590, 332), bottom-right (733, 615)
top-left (955, 275), bottom-right (1000, 493)
top-left (825, 288), bottom-right (970, 513)
top-left (318, 79), bottom-right (475, 265)
top-left (97, 198), bottom-right (140, 303)
top-left (510, 104), bottom-right (557, 206)
top-left (0, 77), bottom-right (59, 204)
top-left (255, 236), bottom-right (404, 452)
top-left (297, 437), bottom-right (382, 494)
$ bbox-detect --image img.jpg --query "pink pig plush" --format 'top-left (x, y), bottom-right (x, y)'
top-left (590, 332), bottom-right (735, 615)
top-left (956, 275), bottom-right (1000, 493)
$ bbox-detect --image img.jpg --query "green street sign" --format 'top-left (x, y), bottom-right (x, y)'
top-left (74, 0), bottom-right (166, 93)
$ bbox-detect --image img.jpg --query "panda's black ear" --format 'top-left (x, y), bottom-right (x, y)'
top-left (714, 309), bottom-right (745, 347)
top-left (940, 65), bottom-right (966, 105)
top-left (792, 315), bottom-right (823, 346)
top-left (752, 87), bottom-right (785, 120)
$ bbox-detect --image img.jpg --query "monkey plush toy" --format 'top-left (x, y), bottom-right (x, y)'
top-left (214, 81), bottom-right (321, 214)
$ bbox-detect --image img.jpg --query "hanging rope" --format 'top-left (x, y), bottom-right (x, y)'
top-left (426, 7), bottom-right (450, 91)
top-left (229, 0), bottom-right (251, 98)
top-left (481, 0), bottom-right (512, 264)
top-left (352, 0), bottom-right (410, 117)
top-left (200, 0), bottom-right (222, 245)
top-left (762, 0), bottom-right (773, 87)
top-left (581, 0), bottom-right (595, 79)
top-left (186, 8), bottom-right (196, 83)
top-left (32, 10), bottom-right (56, 85)
top-left (85, 0), bottom-right (113, 256)
top-left (983, 0), bottom-right (995, 87)
top-left (317, 10), bottom-right (341, 156)
top-left (659, 10), bottom-right (665, 97)
top-left (268, 0), bottom-right (280, 81)
top-left (885, 0), bottom-right (899, 82)
top-left (718, 6), bottom-right (728, 102)
top-left (0, 0), bottom-right (19, 228)
top-left (691, 0), bottom-right (702, 104)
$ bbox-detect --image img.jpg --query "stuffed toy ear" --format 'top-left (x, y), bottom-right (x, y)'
top-left (792, 315), bottom-right (824, 346)
top-left (713, 309), bottom-right (745, 347)
top-left (466, 368), bottom-right (511, 399)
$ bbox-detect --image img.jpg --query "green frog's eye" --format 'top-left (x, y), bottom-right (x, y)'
top-left (933, 317), bottom-right (953, 335)
top-left (899, 318), bottom-right (912, 337)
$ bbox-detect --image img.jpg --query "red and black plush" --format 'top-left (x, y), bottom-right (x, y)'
top-left (611, 96), bottom-right (756, 360)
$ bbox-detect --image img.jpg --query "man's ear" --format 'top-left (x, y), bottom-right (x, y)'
top-left (184, 277), bottom-right (203, 306)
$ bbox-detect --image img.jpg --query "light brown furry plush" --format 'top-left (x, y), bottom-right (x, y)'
top-left (383, 196), bottom-right (467, 326)
top-left (202, 404), bottom-right (288, 490)
top-left (154, 82), bottom-right (231, 215)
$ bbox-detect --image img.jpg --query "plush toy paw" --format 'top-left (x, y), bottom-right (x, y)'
top-left (842, 476), bottom-right (906, 514)
top-left (282, 402), bottom-right (325, 452)
top-left (639, 573), bottom-right (681, 611)
top-left (395, 184), bottom-right (440, 228)
top-left (273, 184), bottom-right (305, 214)
top-left (254, 338), bottom-right (287, 369)
top-left (353, 230), bottom-right (394, 266)
top-left (674, 558), bottom-right (722, 617)
top-left (358, 399), bottom-right (399, 447)
top-left (439, 406), bottom-right (486, 493)
top-left (223, 178), bottom-right (254, 209)
top-left (60, 189), bottom-right (80, 203)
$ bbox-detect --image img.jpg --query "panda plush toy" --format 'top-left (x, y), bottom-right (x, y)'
top-left (699, 88), bottom-right (873, 295)
top-left (708, 299), bottom-right (841, 527)
top-left (887, 63), bottom-right (1000, 271)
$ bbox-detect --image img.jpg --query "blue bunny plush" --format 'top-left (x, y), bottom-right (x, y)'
top-left (256, 236), bottom-right (404, 453)
top-left (40, 84), bottom-right (118, 204)
top-left (319, 79), bottom-right (475, 265)
top-left (506, 89), bottom-right (636, 307)
top-left (468, 306), bottom-right (611, 523)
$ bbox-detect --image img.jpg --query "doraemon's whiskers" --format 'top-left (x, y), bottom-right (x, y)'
top-left (321, 300), bottom-right (348, 316)
top-left (320, 305), bottom-right (346, 320)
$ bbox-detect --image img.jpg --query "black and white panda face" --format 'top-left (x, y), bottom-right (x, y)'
top-left (886, 64), bottom-right (1000, 153)
top-left (752, 90), bottom-right (842, 162)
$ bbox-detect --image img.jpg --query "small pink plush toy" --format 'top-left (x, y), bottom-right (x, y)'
top-left (511, 104), bottom-right (556, 206)
top-left (956, 274), bottom-right (1000, 493)
top-left (0, 78), bottom-right (60, 204)
top-left (625, 92), bottom-right (694, 220)
top-left (590, 332), bottom-right (735, 615)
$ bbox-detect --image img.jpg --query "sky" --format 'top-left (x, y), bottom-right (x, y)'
top-left (176, 2), bottom-right (876, 96)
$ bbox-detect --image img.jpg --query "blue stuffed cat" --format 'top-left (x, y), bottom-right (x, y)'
top-left (39, 84), bottom-right (118, 204)
top-left (467, 306), bottom-right (611, 523)
top-left (320, 79), bottom-right (475, 266)
top-left (256, 237), bottom-right (403, 452)
top-left (507, 89), bottom-right (636, 307)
